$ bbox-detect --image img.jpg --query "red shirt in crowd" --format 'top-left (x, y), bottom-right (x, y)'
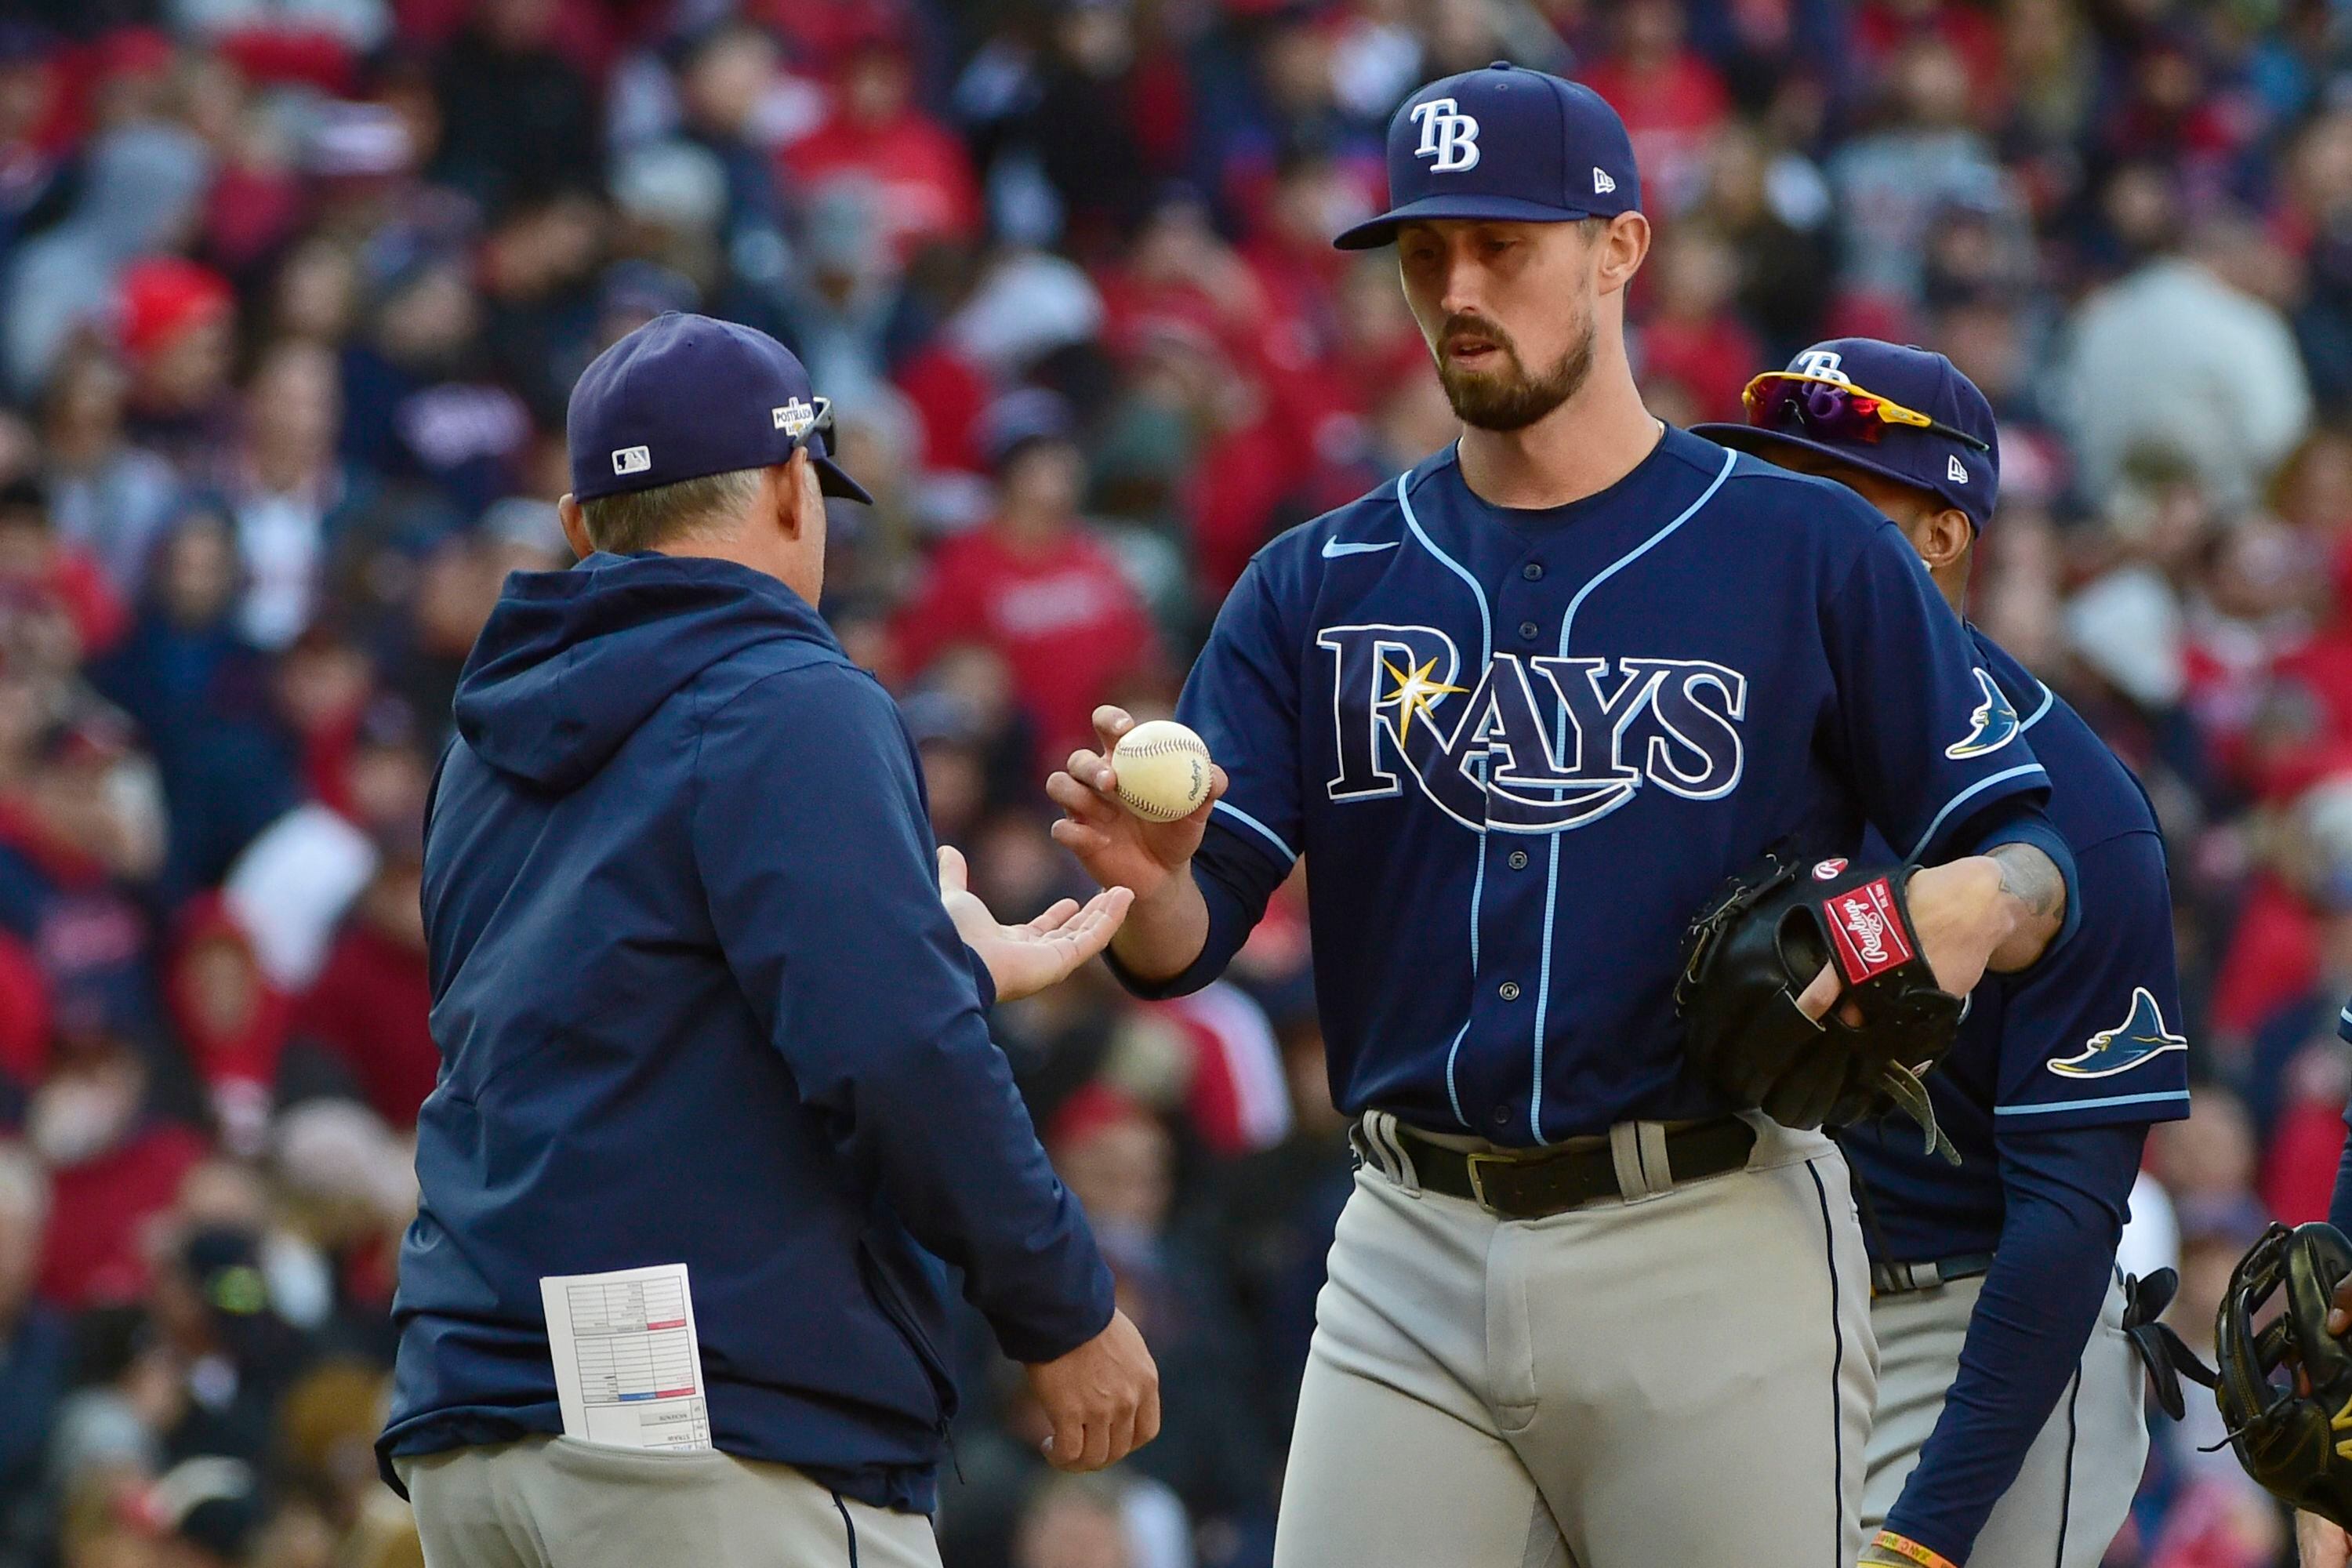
top-left (1577, 49), bottom-right (1730, 211)
top-left (296, 922), bottom-right (437, 1130)
top-left (892, 522), bottom-right (1160, 769)
top-left (37, 1121), bottom-right (209, 1308)
top-left (786, 107), bottom-right (982, 264)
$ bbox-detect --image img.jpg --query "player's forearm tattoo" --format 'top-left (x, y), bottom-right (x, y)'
top-left (1988, 841), bottom-right (2067, 923)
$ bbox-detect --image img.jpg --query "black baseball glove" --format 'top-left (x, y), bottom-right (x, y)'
top-left (1675, 845), bottom-right (1964, 1159)
top-left (2216, 1221), bottom-right (2352, 1529)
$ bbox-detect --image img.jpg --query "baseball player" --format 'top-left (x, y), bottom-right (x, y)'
top-left (2299, 998), bottom-right (2352, 1567)
top-left (1047, 67), bottom-right (2074, 1565)
top-left (1694, 340), bottom-right (2192, 1568)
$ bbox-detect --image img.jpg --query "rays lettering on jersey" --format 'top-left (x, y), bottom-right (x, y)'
top-left (1317, 623), bottom-right (1748, 832)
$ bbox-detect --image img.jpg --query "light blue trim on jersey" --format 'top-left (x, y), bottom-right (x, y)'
top-left (2019, 682), bottom-right (2056, 735)
top-left (1553, 445), bottom-right (1741, 665)
top-left (1993, 1090), bottom-right (2190, 1118)
top-left (1904, 762), bottom-right (2050, 864)
top-left (2341, 1002), bottom-right (2352, 1031)
top-left (1447, 847), bottom-right (1486, 1129)
top-left (1211, 800), bottom-right (1298, 864)
top-left (1526, 443), bottom-right (1739, 1144)
top-left (1443, 1018), bottom-right (1472, 1128)
top-left (1397, 470), bottom-right (1492, 664)
top-left (1398, 466), bottom-right (1495, 1131)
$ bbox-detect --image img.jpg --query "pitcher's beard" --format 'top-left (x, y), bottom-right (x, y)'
top-left (1438, 315), bottom-right (1595, 432)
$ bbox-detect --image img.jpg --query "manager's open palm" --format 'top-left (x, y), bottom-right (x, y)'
top-left (937, 844), bottom-right (1134, 1003)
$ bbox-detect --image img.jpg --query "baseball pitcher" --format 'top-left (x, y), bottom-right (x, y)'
top-left (1049, 67), bottom-right (2074, 1565)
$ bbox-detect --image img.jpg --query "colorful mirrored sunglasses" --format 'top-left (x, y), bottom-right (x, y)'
top-left (1740, 372), bottom-right (1991, 453)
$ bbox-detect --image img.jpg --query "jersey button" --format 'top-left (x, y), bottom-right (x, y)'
top-left (1508, 850), bottom-right (1529, 869)
top-left (1497, 981), bottom-right (1521, 1001)
top-left (1492, 1105), bottom-right (1514, 1129)
top-left (1518, 619), bottom-right (1540, 641)
top-left (1522, 563), bottom-right (1543, 581)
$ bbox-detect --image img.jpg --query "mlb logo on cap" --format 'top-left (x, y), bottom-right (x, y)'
top-left (566, 312), bottom-right (871, 505)
top-left (1335, 62), bottom-right (1641, 250)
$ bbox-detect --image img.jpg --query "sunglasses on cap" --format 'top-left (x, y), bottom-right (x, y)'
top-left (778, 394), bottom-right (837, 457)
top-left (1740, 372), bottom-right (1991, 454)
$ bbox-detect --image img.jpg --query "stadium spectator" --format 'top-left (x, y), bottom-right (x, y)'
top-left (3, 4), bottom-right (2352, 1563)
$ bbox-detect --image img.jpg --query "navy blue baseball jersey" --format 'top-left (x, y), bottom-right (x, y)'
top-left (1842, 630), bottom-right (2190, 1261)
top-left (1125, 427), bottom-right (2053, 1145)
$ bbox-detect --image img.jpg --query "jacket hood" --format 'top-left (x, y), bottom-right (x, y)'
top-left (452, 552), bottom-right (837, 792)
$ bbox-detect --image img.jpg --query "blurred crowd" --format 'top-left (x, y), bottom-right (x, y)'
top-left (4, 0), bottom-right (2352, 1565)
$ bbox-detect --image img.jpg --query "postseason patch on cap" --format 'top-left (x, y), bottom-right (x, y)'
top-left (612, 445), bottom-right (651, 476)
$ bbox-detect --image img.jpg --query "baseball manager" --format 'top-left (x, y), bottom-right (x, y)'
top-left (377, 313), bottom-right (1156, 1568)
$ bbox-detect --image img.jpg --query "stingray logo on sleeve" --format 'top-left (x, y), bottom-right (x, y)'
top-left (2048, 988), bottom-right (2188, 1079)
top-left (1945, 667), bottom-right (2021, 759)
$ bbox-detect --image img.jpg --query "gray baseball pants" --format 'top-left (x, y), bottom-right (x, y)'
top-left (1270, 1111), bottom-right (1876, 1568)
top-left (1861, 1271), bottom-right (2147, 1567)
top-left (397, 1436), bottom-right (942, 1568)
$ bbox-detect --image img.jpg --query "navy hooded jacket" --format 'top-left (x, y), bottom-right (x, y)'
top-left (377, 550), bottom-right (1115, 1512)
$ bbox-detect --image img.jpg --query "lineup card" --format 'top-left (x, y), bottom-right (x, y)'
top-left (539, 1262), bottom-right (713, 1451)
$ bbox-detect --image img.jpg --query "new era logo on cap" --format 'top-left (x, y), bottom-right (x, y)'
top-left (1593, 166), bottom-right (1616, 194)
top-left (612, 445), bottom-right (651, 476)
top-left (1947, 455), bottom-right (1969, 483)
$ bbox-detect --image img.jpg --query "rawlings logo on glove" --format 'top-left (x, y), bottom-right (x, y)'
top-left (1675, 844), bottom-right (1965, 1157)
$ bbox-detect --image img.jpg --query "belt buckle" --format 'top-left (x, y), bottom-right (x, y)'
top-left (1465, 1151), bottom-right (1504, 1214)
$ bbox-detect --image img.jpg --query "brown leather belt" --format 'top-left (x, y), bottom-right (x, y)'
top-left (1367, 1116), bottom-right (1758, 1218)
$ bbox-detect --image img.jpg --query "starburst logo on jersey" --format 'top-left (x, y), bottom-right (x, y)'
top-left (1382, 656), bottom-right (1467, 745)
top-left (1317, 625), bottom-right (1748, 833)
top-left (1945, 668), bottom-right (2020, 759)
top-left (2047, 988), bottom-right (2188, 1079)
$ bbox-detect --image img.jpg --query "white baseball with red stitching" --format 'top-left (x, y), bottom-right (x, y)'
top-left (1112, 720), bottom-right (1213, 822)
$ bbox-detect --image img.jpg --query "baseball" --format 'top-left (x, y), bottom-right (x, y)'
top-left (1112, 720), bottom-right (1214, 822)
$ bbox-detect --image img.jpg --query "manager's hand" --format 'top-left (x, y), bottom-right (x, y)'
top-left (936, 844), bottom-right (1132, 1003)
top-left (1025, 1308), bottom-right (1161, 1472)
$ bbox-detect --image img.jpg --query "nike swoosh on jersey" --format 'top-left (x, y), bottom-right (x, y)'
top-left (1321, 539), bottom-right (1400, 558)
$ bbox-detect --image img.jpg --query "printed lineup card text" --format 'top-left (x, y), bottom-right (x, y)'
top-left (539, 1262), bottom-right (713, 1451)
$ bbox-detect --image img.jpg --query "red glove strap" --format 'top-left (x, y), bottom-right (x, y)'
top-left (1820, 876), bottom-right (1916, 985)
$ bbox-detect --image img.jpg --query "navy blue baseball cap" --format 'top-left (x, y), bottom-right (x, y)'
top-left (1692, 339), bottom-right (1999, 529)
top-left (1334, 62), bottom-right (1640, 251)
top-left (566, 312), bottom-right (872, 504)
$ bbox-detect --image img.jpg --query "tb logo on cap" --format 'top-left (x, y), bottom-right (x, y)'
top-left (1410, 97), bottom-right (1480, 173)
top-left (1791, 349), bottom-right (1849, 383)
